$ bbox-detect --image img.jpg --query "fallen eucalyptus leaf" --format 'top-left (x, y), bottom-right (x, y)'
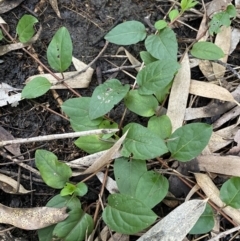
top-left (0, 0), bottom-right (24, 14)
top-left (137, 199), bottom-right (207, 241)
top-left (0, 174), bottom-right (32, 194)
top-left (0, 203), bottom-right (68, 230)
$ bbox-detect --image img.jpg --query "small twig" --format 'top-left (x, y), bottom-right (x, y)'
top-left (144, 14), bottom-right (155, 32)
top-left (0, 150), bottom-right (40, 176)
top-left (63, 41), bottom-right (109, 82)
top-left (207, 226), bottom-right (240, 241)
top-left (102, 64), bottom-right (141, 74)
top-left (0, 129), bottom-right (119, 147)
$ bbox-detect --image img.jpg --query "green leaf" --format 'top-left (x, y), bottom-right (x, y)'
top-left (154, 20), bottom-right (167, 30)
top-left (140, 51), bottom-right (158, 65)
top-left (53, 208), bottom-right (94, 241)
top-left (121, 123), bottom-right (168, 160)
top-left (61, 97), bottom-right (102, 131)
top-left (209, 12), bottom-right (231, 36)
top-left (169, 9), bottom-right (180, 22)
top-left (38, 195), bottom-right (81, 241)
top-left (220, 177), bottom-right (240, 209)
top-left (191, 42), bottom-right (224, 60)
top-left (35, 150), bottom-right (72, 188)
top-left (181, 0), bottom-right (198, 11)
top-left (47, 27), bottom-right (72, 72)
top-left (46, 194), bottom-right (81, 210)
top-left (60, 183), bottom-right (76, 196)
top-left (124, 90), bottom-right (158, 117)
top-left (226, 5), bottom-right (237, 18)
top-left (74, 135), bottom-right (114, 154)
top-left (104, 21), bottom-right (147, 45)
top-left (135, 171), bottom-right (168, 209)
top-left (21, 77), bottom-right (51, 99)
top-left (75, 182), bottom-right (88, 197)
top-left (154, 82), bottom-right (172, 103)
top-left (102, 193), bottom-right (157, 234)
top-left (145, 27), bottom-right (178, 61)
top-left (147, 115), bottom-right (172, 139)
top-left (89, 79), bottom-right (129, 119)
top-left (0, 29), bottom-right (3, 41)
top-left (189, 204), bottom-right (214, 234)
top-left (167, 123), bottom-right (212, 162)
top-left (137, 60), bottom-right (179, 95)
top-left (98, 120), bottom-right (118, 139)
top-left (16, 14), bottom-right (38, 43)
top-left (114, 158), bottom-right (147, 196)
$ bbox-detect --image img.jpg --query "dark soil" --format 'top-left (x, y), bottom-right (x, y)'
top-left (0, 0), bottom-right (236, 240)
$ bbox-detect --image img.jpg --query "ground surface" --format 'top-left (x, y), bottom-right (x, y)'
top-left (0, 0), bottom-right (240, 240)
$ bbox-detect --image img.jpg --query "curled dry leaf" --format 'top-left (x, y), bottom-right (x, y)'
top-left (49, 0), bottom-right (61, 18)
top-left (0, 174), bottom-right (32, 194)
top-left (0, 203), bottom-right (68, 230)
top-left (0, 0), bottom-right (24, 14)
top-left (0, 16), bottom-right (9, 32)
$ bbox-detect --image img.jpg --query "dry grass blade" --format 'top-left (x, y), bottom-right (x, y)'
top-left (49, 0), bottom-right (61, 18)
top-left (0, 203), bottom-right (68, 230)
top-left (167, 53), bottom-right (191, 131)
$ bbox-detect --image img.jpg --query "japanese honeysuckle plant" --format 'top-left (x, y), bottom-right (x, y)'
top-left (2, 0), bottom-right (237, 240)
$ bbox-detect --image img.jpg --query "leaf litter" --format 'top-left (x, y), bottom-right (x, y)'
top-left (1, 0), bottom-right (240, 240)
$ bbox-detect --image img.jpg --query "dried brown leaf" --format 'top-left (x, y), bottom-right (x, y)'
top-left (230, 28), bottom-right (240, 54)
top-left (0, 0), bottom-right (24, 14)
top-left (0, 203), bottom-right (68, 230)
top-left (49, 0), bottom-right (61, 18)
top-left (167, 53), bottom-right (190, 131)
top-left (206, 0), bottom-right (232, 17)
top-left (137, 199), bottom-right (207, 241)
top-left (190, 79), bottom-right (237, 103)
top-left (228, 130), bottom-right (240, 154)
top-left (0, 174), bottom-right (32, 194)
top-left (197, 155), bottom-right (240, 176)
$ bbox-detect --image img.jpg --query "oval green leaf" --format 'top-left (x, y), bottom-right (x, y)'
top-left (121, 123), bottom-right (168, 160)
top-left (167, 123), bottom-right (212, 162)
top-left (16, 14), bottom-right (38, 43)
top-left (38, 195), bottom-right (81, 241)
top-left (145, 27), bottom-right (178, 61)
top-left (137, 60), bottom-right (179, 95)
top-left (124, 90), bottom-right (158, 117)
top-left (102, 193), bottom-right (157, 234)
top-left (147, 115), bottom-right (172, 139)
top-left (189, 204), bottom-right (214, 234)
top-left (169, 9), bottom-right (179, 22)
top-left (74, 135), bottom-right (114, 154)
top-left (154, 20), bottom-right (167, 30)
top-left (104, 21), bottom-right (147, 45)
top-left (22, 77), bottom-right (51, 99)
top-left (47, 27), bottom-right (73, 72)
top-left (75, 182), bottom-right (88, 197)
top-left (61, 97), bottom-right (103, 131)
top-left (190, 42), bottom-right (224, 60)
top-left (114, 158), bottom-right (147, 196)
top-left (220, 177), bottom-right (240, 209)
top-left (135, 171), bottom-right (169, 209)
top-left (89, 79), bottom-right (129, 119)
top-left (53, 208), bottom-right (94, 241)
top-left (35, 150), bottom-right (72, 189)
